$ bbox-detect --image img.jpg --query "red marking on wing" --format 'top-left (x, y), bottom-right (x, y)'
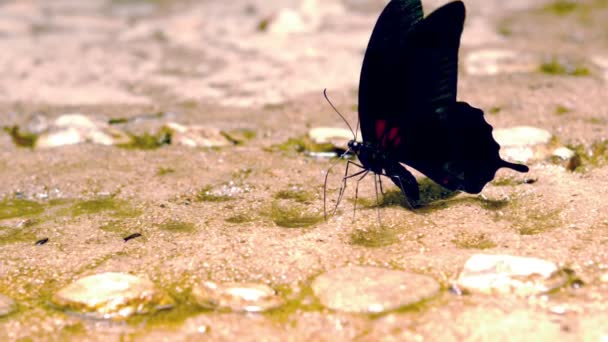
top-left (442, 177), bottom-right (450, 185)
top-left (388, 127), bottom-right (399, 141)
top-left (375, 120), bottom-right (402, 148)
top-left (394, 136), bottom-right (402, 146)
top-left (375, 120), bottom-right (386, 139)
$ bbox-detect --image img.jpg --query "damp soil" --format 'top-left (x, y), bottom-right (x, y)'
top-left (1, 0), bottom-right (608, 340)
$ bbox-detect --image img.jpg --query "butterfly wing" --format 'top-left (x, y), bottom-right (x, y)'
top-left (359, 1), bottom-right (528, 194)
top-left (358, 0), bottom-right (423, 144)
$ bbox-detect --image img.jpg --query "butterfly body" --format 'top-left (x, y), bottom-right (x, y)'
top-left (343, 0), bottom-right (529, 207)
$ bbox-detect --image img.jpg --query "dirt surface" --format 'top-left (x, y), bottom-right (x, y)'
top-left (1, 0), bottom-right (608, 340)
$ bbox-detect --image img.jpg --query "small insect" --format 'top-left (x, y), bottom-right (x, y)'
top-left (35, 238), bottom-right (49, 246)
top-left (123, 233), bottom-right (142, 242)
top-left (325, 0), bottom-right (528, 217)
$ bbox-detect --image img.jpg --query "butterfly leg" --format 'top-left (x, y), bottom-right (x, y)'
top-left (374, 174), bottom-right (381, 225)
top-left (331, 160), bottom-right (366, 217)
top-left (352, 170), bottom-right (370, 222)
top-left (384, 162), bottom-right (420, 208)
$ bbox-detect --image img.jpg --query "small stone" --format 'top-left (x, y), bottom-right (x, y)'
top-left (465, 49), bottom-right (538, 76)
top-left (163, 122), bottom-right (232, 148)
top-left (551, 147), bottom-right (581, 171)
top-left (312, 266), bottom-right (440, 313)
top-left (493, 126), bottom-right (553, 163)
top-left (52, 272), bottom-right (173, 320)
top-left (592, 55), bottom-right (608, 80)
top-left (456, 254), bottom-right (568, 296)
top-left (600, 273), bottom-right (608, 283)
top-left (0, 294), bottom-right (16, 317)
top-left (308, 127), bottom-right (354, 145)
top-left (36, 114), bottom-right (131, 148)
top-left (192, 281), bottom-right (285, 313)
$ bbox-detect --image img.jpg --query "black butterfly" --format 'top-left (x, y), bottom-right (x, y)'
top-left (329, 0), bottom-right (528, 212)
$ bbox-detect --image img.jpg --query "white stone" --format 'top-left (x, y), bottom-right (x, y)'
top-left (52, 272), bottom-right (173, 320)
top-left (312, 266), bottom-right (439, 313)
top-left (456, 254), bottom-right (567, 296)
top-left (36, 113), bottom-right (131, 148)
top-left (164, 122), bottom-right (232, 148)
top-left (493, 126), bottom-right (552, 147)
top-left (192, 281), bottom-right (284, 313)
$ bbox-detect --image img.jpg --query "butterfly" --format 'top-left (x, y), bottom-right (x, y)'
top-left (328, 0), bottom-right (529, 212)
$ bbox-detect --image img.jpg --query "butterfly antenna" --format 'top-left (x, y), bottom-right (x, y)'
top-left (354, 117), bottom-right (360, 141)
top-left (323, 89), bottom-right (356, 139)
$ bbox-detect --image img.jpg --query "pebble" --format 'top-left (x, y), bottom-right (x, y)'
top-left (493, 126), bottom-right (553, 163)
top-left (551, 147), bottom-right (581, 171)
top-left (465, 49), bottom-right (537, 76)
top-left (36, 114), bottom-right (132, 148)
top-left (0, 294), bottom-right (16, 317)
top-left (192, 281), bottom-right (285, 313)
top-left (308, 127), bottom-right (355, 145)
top-left (600, 273), bottom-right (608, 283)
top-left (51, 272), bottom-right (173, 320)
top-left (592, 55), bottom-right (608, 80)
top-left (456, 254), bottom-right (568, 296)
top-left (312, 266), bottom-right (440, 313)
top-left (164, 122), bottom-right (232, 148)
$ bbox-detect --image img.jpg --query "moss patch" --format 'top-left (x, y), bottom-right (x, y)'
top-left (267, 202), bottom-right (323, 228)
top-left (3, 126), bottom-right (38, 148)
top-left (349, 225), bottom-right (399, 248)
top-left (118, 129), bottom-right (172, 150)
top-left (69, 198), bottom-right (141, 218)
top-left (225, 213), bottom-right (254, 224)
top-left (0, 199), bottom-right (45, 220)
top-left (0, 224), bottom-right (39, 245)
top-left (274, 189), bottom-right (316, 204)
top-left (157, 167), bottom-right (175, 176)
top-left (156, 219), bottom-right (196, 233)
top-left (543, 0), bottom-right (578, 15)
top-left (221, 129), bottom-right (256, 145)
top-left (452, 232), bottom-right (497, 249)
top-left (539, 59), bottom-right (590, 76)
top-left (567, 140), bottom-right (608, 171)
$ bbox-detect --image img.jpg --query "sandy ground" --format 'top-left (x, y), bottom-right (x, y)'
top-left (1, 0), bottom-right (608, 340)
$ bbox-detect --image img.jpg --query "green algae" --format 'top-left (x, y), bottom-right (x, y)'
top-left (69, 197), bottom-right (142, 218)
top-left (452, 232), bottom-right (497, 249)
top-left (0, 225), bottom-right (38, 245)
top-left (489, 106), bottom-right (502, 115)
top-left (491, 177), bottom-right (521, 186)
top-left (98, 220), bottom-right (129, 234)
top-left (156, 219), bottom-right (196, 233)
top-left (268, 281), bottom-right (325, 324)
top-left (157, 167), bottom-right (175, 176)
top-left (567, 140), bottom-right (608, 171)
top-left (539, 59), bottom-right (590, 76)
top-left (555, 105), bottom-right (571, 115)
top-left (221, 129), bottom-right (256, 145)
top-left (119, 131), bottom-right (171, 150)
top-left (225, 213), bottom-right (254, 224)
top-left (3, 126), bottom-right (38, 148)
top-left (274, 189), bottom-right (316, 204)
top-left (349, 225), bottom-right (399, 248)
top-left (268, 202), bottom-right (323, 228)
top-left (0, 199), bottom-right (45, 219)
top-left (544, 0), bottom-right (578, 15)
